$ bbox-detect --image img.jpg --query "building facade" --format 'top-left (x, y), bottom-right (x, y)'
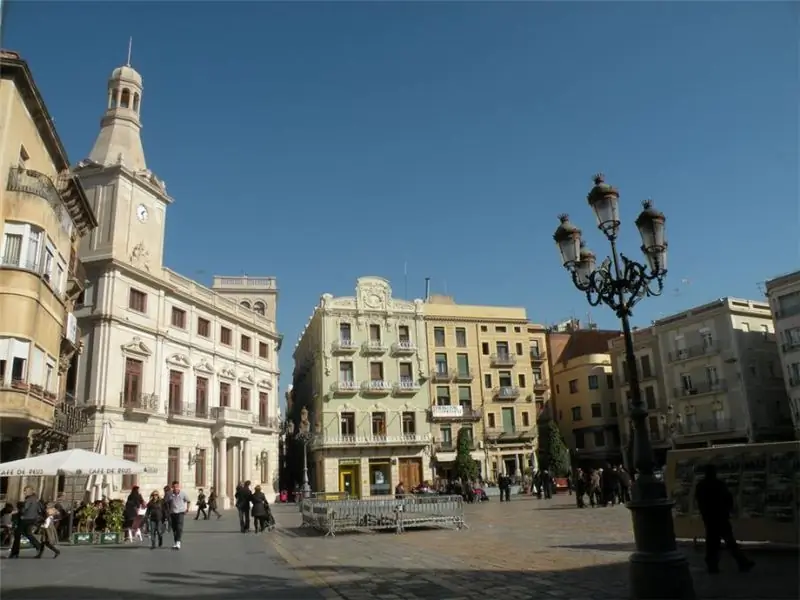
top-left (607, 326), bottom-right (672, 466)
top-left (291, 277), bottom-right (432, 497)
top-left (765, 270), bottom-right (800, 438)
top-left (0, 50), bottom-right (98, 500)
top-left (68, 61), bottom-right (281, 507)
top-left (549, 330), bottom-right (622, 467)
top-left (651, 297), bottom-right (791, 449)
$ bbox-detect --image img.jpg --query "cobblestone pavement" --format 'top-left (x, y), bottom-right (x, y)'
top-left (270, 494), bottom-right (800, 600)
top-left (0, 511), bottom-right (325, 600)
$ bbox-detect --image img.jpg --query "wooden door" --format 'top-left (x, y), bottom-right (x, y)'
top-left (399, 458), bottom-right (423, 489)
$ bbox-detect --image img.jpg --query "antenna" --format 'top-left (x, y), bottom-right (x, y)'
top-left (403, 261), bottom-right (408, 299)
top-left (126, 37), bottom-right (133, 66)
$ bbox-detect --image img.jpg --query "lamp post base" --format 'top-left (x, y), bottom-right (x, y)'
top-left (628, 496), bottom-right (696, 600)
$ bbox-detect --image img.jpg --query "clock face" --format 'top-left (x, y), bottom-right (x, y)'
top-left (136, 204), bottom-right (149, 223)
top-left (364, 293), bottom-right (382, 308)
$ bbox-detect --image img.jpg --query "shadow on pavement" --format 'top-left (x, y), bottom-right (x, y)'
top-left (2, 559), bottom-right (797, 600)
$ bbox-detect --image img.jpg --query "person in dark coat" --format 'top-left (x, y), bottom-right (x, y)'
top-left (194, 489), bottom-right (208, 520)
top-left (235, 481), bottom-right (253, 533)
top-left (8, 487), bottom-right (43, 558)
top-left (144, 490), bottom-right (165, 549)
top-left (207, 487), bottom-right (222, 519)
top-left (124, 486), bottom-right (144, 542)
top-left (694, 464), bottom-right (754, 574)
top-left (250, 485), bottom-right (269, 533)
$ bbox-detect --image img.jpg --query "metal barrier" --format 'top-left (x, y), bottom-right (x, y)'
top-left (296, 491), bottom-right (350, 511)
top-left (299, 494), bottom-right (466, 537)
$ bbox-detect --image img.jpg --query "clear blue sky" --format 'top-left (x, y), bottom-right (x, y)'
top-left (5, 1), bottom-right (798, 400)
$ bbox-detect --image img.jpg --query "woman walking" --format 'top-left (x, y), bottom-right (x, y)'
top-left (207, 487), bottom-right (222, 519)
top-left (144, 491), bottom-right (165, 549)
top-left (124, 486), bottom-right (144, 543)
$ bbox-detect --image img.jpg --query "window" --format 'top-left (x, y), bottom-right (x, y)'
top-left (498, 371), bottom-right (512, 387)
top-left (1, 222), bottom-right (43, 271)
top-left (458, 386), bottom-right (471, 407)
top-left (644, 386), bottom-right (656, 410)
top-left (194, 448), bottom-right (206, 487)
top-left (575, 431), bottom-right (585, 449)
top-left (436, 386), bottom-right (450, 406)
top-left (340, 412), bottom-right (355, 435)
top-left (532, 368), bottom-right (543, 382)
top-left (606, 374), bottom-right (614, 389)
top-left (487, 413), bottom-right (496, 428)
top-left (123, 358), bottom-right (142, 406)
top-left (610, 403), bottom-right (618, 417)
top-left (171, 307), bottom-right (186, 329)
top-left (569, 379), bottom-right (578, 394)
top-left (648, 416), bottom-right (661, 440)
top-left (588, 375), bottom-right (599, 390)
top-left (515, 343), bottom-right (523, 356)
top-left (369, 324), bottom-right (381, 342)
top-left (168, 370), bottom-right (183, 414)
top-left (496, 326), bottom-right (507, 333)
top-left (240, 335), bottom-right (251, 353)
top-left (435, 353), bottom-right (448, 374)
top-left (640, 355), bottom-right (652, 378)
top-left (535, 400), bottom-right (544, 415)
top-left (219, 382), bottom-right (231, 407)
top-left (253, 302), bottom-right (266, 316)
top-left (339, 361), bottom-right (354, 382)
top-left (484, 373), bottom-right (492, 388)
top-left (402, 412), bottom-right (416, 435)
top-left (195, 318), bottom-right (209, 338)
top-left (167, 447), bottom-right (180, 485)
top-left (195, 377), bottom-right (208, 417)
top-left (530, 341), bottom-right (541, 358)
top-left (128, 288), bottom-right (147, 312)
top-left (399, 362), bottom-right (413, 382)
top-left (593, 431), bottom-right (605, 447)
top-left (681, 373), bottom-right (692, 391)
top-left (522, 412), bottom-right (530, 427)
top-left (701, 330), bottom-right (714, 349)
top-left (260, 453), bottom-right (269, 484)
top-left (462, 426), bottom-right (473, 441)
top-left (122, 445), bottom-right (138, 489)
top-left (434, 327), bottom-right (445, 347)
top-left (706, 366), bottom-right (719, 385)
top-left (496, 342), bottom-right (509, 357)
top-left (455, 328), bottom-right (467, 347)
top-left (44, 359), bottom-right (55, 393)
top-left (240, 387), bottom-right (251, 411)
top-left (220, 326), bottom-right (232, 346)
top-left (372, 412), bottom-right (387, 437)
top-left (259, 392), bottom-right (268, 425)
top-left (591, 403), bottom-right (602, 418)
top-left (440, 426), bottom-right (453, 444)
top-left (398, 325), bottom-right (410, 341)
top-left (258, 342), bottom-right (269, 359)
top-left (481, 342), bottom-right (489, 355)
top-left (480, 325), bottom-right (488, 332)
top-left (518, 373), bottom-right (526, 388)
top-left (339, 323), bottom-right (351, 341)
top-left (369, 362), bottom-right (384, 382)
top-left (456, 353), bottom-right (469, 376)
top-left (571, 406), bottom-right (582, 421)
top-left (1, 338), bottom-right (29, 385)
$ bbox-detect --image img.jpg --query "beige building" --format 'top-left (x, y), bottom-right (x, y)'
top-left (765, 270), bottom-right (800, 437)
top-left (291, 277), bottom-right (432, 497)
top-left (607, 326), bottom-right (672, 465)
top-left (549, 329), bottom-right (622, 466)
top-left (528, 323), bottom-right (551, 422)
top-left (651, 297), bottom-right (791, 449)
top-left (68, 60), bottom-right (281, 507)
top-left (0, 50), bottom-right (97, 499)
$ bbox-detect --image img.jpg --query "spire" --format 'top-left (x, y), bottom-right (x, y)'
top-left (87, 45), bottom-right (146, 171)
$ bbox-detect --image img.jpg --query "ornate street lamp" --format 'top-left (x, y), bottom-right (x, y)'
top-left (553, 174), bottom-right (695, 600)
top-left (291, 407), bottom-right (314, 499)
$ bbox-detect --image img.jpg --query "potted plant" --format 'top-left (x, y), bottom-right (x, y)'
top-left (73, 504), bottom-right (98, 544)
top-left (98, 502), bottom-right (125, 544)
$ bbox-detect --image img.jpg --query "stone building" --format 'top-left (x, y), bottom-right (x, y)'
top-left (765, 270), bottom-right (800, 438)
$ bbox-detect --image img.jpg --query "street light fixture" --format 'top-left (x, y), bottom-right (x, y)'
top-left (553, 174), bottom-right (695, 600)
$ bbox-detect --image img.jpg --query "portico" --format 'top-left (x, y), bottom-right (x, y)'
top-left (213, 420), bottom-right (254, 509)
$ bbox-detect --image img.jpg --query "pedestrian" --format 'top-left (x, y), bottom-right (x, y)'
top-left (8, 487), bottom-right (44, 558)
top-left (235, 480), bottom-right (252, 533)
top-left (124, 486), bottom-right (144, 542)
top-left (194, 488), bottom-right (208, 521)
top-left (694, 464), bottom-right (754, 574)
top-left (165, 480), bottom-right (190, 550)
top-left (250, 485), bottom-right (269, 533)
top-left (207, 487), bottom-right (222, 519)
top-left (37, 505), bottom-right (61, 558)
top-left (145, 490), bottom-right (165, 549)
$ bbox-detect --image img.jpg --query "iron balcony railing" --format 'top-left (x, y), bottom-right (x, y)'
top-left (311, 432), bottom-right (432, 448)
top-left (392, 379), bottom-right (421, 394)
top-left (490, 353), bottom-right (516, 367)
top-left (673, 379), bottom-right (728, 398)
top-left (430, 368), bottom-right (452, 382)
top-left (121, 393), bottom-right (159, 412)
top-left (493, 386), bottom-right (521, 399)
top-left (360, 380), bottom-right (392, 394)
top-left (362, 340), bottom-right (387, 354)
top-left (391, 340), bottom-right (417, 354)
top-left (331, 339), bottom-right (358, 353)
top-left (675, 418), bottom-right (738, 435)
top-left (211, 406), bottom-right (257, 424)
top-left (453, 368), bottom-right (474, 382)
top-left (667, 343), bottom-right (719, 363)
top-left (529, 349), bottom-right (546, 361)
top-left (330, 380), bottom-right (359, 394)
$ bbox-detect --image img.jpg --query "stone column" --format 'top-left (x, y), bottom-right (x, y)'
top-left (241, 439), bottom-right (251, 484)
top-left (218, 437), bottom-right (228, 509)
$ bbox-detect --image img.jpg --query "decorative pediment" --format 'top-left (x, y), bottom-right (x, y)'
top-left (257, 379), bottom-right (273, 390)
top-left (194, 359), bottom-right (215, 374)
top-left (166, 353), bottom-right (190, 368)
top-left (218, 367), bottom-right (237, 380)
top-left (372, 402), bottom-right (387, 411)
top-left (240, 373), bottom-right (255, 385)
top-left (121, 337), bottom-right (152, 358)
top-left (339, 402), bottom-right (352, 412)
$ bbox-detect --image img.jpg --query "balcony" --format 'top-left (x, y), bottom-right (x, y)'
top-left (255, 415), bottom-right (281, 430)
top-left (6, 166), bottom-right (62, 210)
top-left (392, 379), bottom-right (421, 395)
top-left (790, 377), bottom-right (800, 388)
top-left (362, 340), bottom-right (387, 354)
top-left (490, 353), bottom-right (516, 367)
top-left (673, 379), bottom-right (728, 398)
top-left (211, 406), bottom-right (256, 427)
top-left (331, 339), bottom-right (358, 354)
top-left (530, 349), bottom-right (546, 362)
top-left (430, 368), bottom-right (452, 383)
top-left (66, 250), bottom-right (87, 300)
top-left (667, 344), bottom-right (719, 363)
top-left (0, 379), bottom-right (56, 430)
top-left (782, 340), bottom-right (800, 353)
top-left (391, 340), bottom-right (417, 355)
top-left (329, 380), bottom-right (359, 395)
top-left (675, 418), bottom-right (739, 436)
top-left (453, 369), bottom-right (474, 382)
top-left (485, 426), bottom-right (535, 441)
top-left (311, 432), bottom-right (431, 449)
top-left (776, 305), bottom-right (800, 319)
top-left (167, 404), bottom-right (215, 425)
top-left (360, 380), bottom-right (392, 395)
top-left (429, 405), bottom-right (482, 421)
top-left (493, 386), bottom-right (521, 400)
top-left (533, 380), bottom-right (549, 393)
top-left (435, 440), bottom-right (457, 452)
top-left (121, 393), bottom-right (159, 419)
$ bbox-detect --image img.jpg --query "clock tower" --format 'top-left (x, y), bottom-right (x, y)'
top-left (74, 59), bottom-right (171, 271)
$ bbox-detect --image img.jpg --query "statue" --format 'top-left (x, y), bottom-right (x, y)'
top-left (299, 406), bottom-right (311, 434)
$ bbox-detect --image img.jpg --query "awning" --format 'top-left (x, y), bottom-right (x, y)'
top-left (435, 452), bottom-right (457, 462)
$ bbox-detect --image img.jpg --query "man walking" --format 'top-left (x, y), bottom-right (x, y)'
top-left (8, 487), bottom-right (44, 558)
top-left (235, 480), bottom-right (253, 533)
top-left (165, 480), bottom-right (190, 550)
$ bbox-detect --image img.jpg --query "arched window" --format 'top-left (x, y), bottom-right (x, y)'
top-left (120, 88), bottom-right (131, 108)
top-left (133, 92), bottom-right (140, 113)
top-left (253, 302), bottom-right (266, 316)
top-left (109, 89), bottom-right (119, 109)
top-left (240, 300), bottom-right (251, 309)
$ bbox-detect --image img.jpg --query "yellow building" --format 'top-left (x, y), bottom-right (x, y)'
top-left (423, 295), bottom-right (541, 480)
top-left (549, 329), bottom-right (622, 467)
top-left (0, 50), bottom-right (97, 497)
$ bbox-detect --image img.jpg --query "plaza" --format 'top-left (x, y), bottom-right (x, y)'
top-left (1, 495), bottom-right (797, 600)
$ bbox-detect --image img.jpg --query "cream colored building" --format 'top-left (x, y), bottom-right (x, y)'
top-left (550, 330), bottom-right (622, 466)
top-left (652, 297), bottom-right (791, 449)
top-left (0, 50), bottom-right (97, 499)
top-left (765, 270), bottom-right (800, 437)
top-left (68, 61), bottom-right (281, 507)
top-left (608, 326), bottom-right (672, 465)
top-left (291, 277), bottom-right (432, 497)
top-left (528, 323), bottom-right (551, 422)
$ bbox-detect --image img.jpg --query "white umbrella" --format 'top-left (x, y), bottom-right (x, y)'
top-left (0, 448), bottom-right (153, 477)
top-left (86, 421), bottom-right (114, 501)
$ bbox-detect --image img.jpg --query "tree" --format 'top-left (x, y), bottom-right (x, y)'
top-left (536, 421), bottom-right (571, 476)
top-left (454, 429), bottom-right (479, 481)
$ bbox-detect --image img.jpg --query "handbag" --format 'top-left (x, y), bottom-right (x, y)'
top-left (137, 508), bottom-right (147, 516)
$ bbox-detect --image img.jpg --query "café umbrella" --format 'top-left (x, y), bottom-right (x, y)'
top-left (0, 448), bottom-right (152, 477)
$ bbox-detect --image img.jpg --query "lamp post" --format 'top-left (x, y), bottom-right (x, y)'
top-left (295, 429), bottom-right (314, 498)
top-left (553, 174), bottom-right (695, 600)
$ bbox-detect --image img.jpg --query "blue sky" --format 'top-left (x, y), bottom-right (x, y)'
top-left (5, 1), bottom-right (798, 400)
